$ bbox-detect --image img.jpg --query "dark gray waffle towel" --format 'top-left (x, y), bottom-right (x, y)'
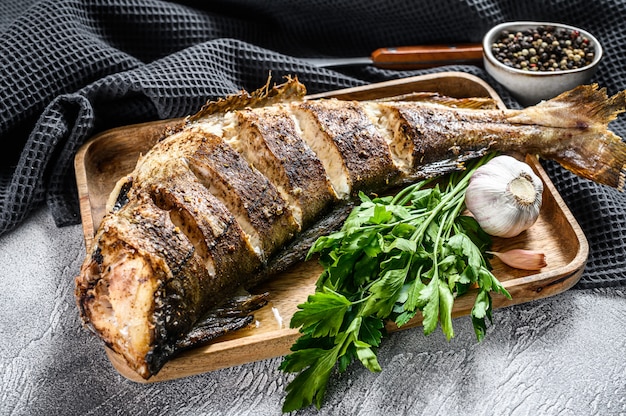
top-left (1, 0), bottom-right (625, 288)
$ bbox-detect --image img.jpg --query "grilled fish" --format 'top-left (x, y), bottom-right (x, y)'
top-left (75, 77), bottom-right (626, 379)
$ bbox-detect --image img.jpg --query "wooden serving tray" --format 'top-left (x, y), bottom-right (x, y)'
top-left (74, 72), bottom-right (588, 383)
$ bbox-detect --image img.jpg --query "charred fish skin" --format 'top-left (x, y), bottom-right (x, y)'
top-left (76, 77), bottom-right (626, 379)
top-left (377, 89), bottom-right (626, 189)
top-left (150, 174), bottom-right (262, 303)
top-left (186, 130), bottom-right (299, 259)
top-left (228, 105), bottom-right (338, 230)
top-left (293, 99), bottom-right (401, 197)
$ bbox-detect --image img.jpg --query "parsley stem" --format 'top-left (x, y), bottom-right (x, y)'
top-left (357, 210), bottom-right (429, 231)
top-left (391, 179), bottom-right (431, 205)
top-left (281, 153), bottom-right (504, 413)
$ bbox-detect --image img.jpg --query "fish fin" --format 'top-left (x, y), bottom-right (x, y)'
top-left (246, 202), bottom-right (355, 288)
top-left (377, 92), bottom-right (499, 109)
top-left (106, 175), bottom-right (133, 213)
top-left (172, 204), bottom-right (355, 351)
top-left (187, 75), bottom-right (307, 123)
top-left (174, 291), bottom-right (270, 351)
top-left (506, 84), bottom-right (626, 190)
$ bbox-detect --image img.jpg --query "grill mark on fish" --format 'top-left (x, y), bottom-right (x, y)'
top-left (226, 105), bottom-right (337, 229)
top-left (291, 105), bottom-right (352, 198)
top-left (293, 100), bottom-right (401, 195)
top-left (75, 77), bottom-right (626, 380)
top-left (185, 129), bottom-right (299, 259)
top-left (150, 173), bottom-right (262, 281)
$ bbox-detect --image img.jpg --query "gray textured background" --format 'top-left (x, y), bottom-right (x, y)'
top-left (2, 207), bottom-right (625, 415)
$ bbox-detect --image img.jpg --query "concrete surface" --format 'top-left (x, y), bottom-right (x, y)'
top-left (1, 207), bottom-right (625, 415)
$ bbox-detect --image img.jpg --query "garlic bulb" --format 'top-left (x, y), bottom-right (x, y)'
top-left (465, 155), bottom-right (543, 238)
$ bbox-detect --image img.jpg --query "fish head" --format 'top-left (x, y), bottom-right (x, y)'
top-left (75, 230), bottom-right (159, 379)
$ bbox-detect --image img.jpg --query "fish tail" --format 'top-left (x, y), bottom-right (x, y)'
top-left (539, 84), bottom-right (626, 125)
top-left (553, 129), bottom-right (626, 191)
top-left (512, 84), bottom-right (626, 128)
top-left (554, 86), bottom-right (626, 191)
top-left (510, 85), bottom-right (626, 190)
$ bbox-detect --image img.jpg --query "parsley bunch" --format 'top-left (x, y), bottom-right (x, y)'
top-left (279, 154), bottom-right (511, 412)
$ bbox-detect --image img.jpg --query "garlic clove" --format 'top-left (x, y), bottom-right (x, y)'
top-left (488, 249), bottom-right (547, 270)
top-left (465, 155), bottom-right (543, 238)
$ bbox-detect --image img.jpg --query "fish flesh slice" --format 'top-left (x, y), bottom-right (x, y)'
top-left (75, 77), bottom-right (626, 379)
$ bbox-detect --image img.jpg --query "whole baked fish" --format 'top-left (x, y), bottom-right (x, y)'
top-left (75, 77), bottom-right (626, 379)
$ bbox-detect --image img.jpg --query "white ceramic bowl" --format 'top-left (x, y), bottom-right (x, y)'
top-left (483, 21), bottom-right (603, 106)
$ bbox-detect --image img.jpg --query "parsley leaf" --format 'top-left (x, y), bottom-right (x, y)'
top-left (290, 290), bottom-right (351, 337)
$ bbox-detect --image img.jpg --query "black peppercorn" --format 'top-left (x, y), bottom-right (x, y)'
top-left (491, 25), bottom-right (595, 72)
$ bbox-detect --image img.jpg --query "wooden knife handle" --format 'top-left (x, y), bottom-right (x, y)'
top-left (371, 44), bottom-right (484, 69)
